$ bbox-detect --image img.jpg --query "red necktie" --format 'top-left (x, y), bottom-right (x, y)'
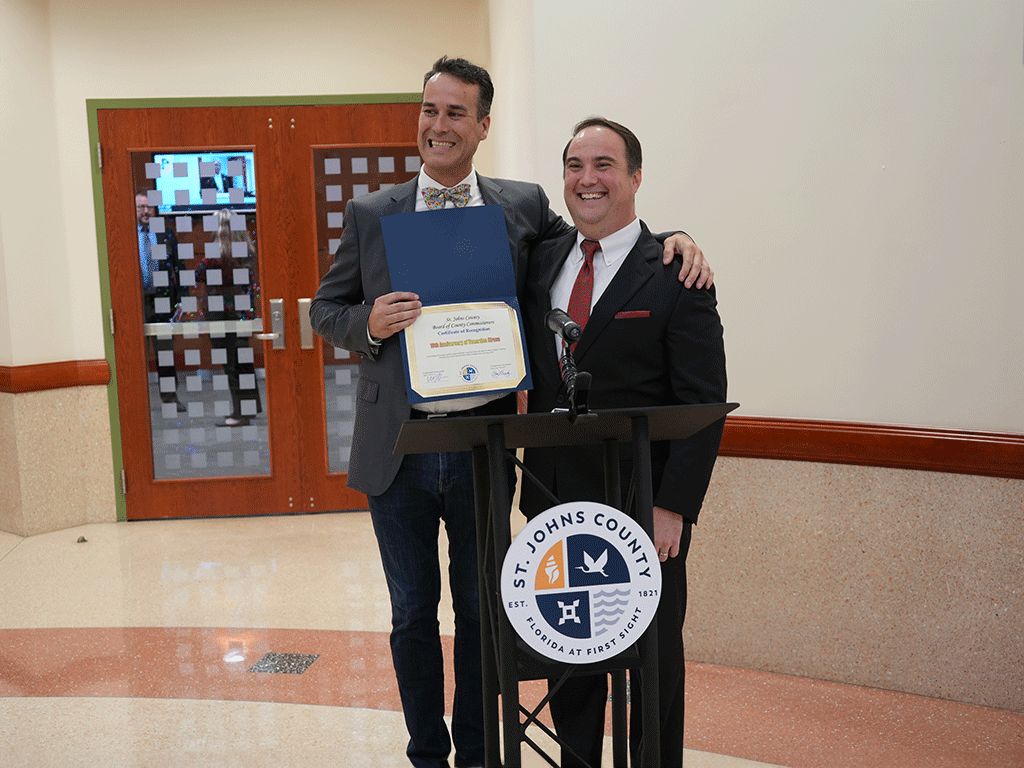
top-left (565, 239), bottom-right (600, 350)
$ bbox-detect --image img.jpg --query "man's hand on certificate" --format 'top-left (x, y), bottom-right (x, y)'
top-left (368, 291), bottom-right (422, 340)
top-left (662, 233), bottom-right (714, 289)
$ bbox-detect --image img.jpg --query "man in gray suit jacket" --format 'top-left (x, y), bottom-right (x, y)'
top-left (310, 57), bottom-right (711, 768)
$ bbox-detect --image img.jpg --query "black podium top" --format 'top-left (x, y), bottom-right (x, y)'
top-left (394, 402), bottom-right (738, 455)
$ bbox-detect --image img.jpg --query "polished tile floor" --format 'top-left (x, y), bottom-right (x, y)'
top-left (0, 512), bottom-right (1021, 767)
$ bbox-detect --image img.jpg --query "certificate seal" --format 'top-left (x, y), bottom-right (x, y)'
top-left (501, 502), bottom-right (662, 663)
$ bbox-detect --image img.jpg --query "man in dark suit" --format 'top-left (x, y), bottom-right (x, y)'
top-left (519, 117), bottom-right (728, 768)
top-left (198, 159), bottom-right (233, 192)
top-left (310, 57), bottom-right (712, 768)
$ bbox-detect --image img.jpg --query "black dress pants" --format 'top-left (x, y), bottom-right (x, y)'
top-left (549, 522), bottom-right (693, 768)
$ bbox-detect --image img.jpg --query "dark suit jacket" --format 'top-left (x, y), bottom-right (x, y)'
top-left (309, 175), bottom-right (572, 496)
top-left (199, 174), bottom-right (233, 191)
top-left (520, 222), bottom-right (727, 524)
top-left (142, 227), bottom-right (180, 322)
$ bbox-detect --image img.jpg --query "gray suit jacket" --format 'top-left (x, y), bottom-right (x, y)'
top-left (309, 175), bottom-right (571, 496)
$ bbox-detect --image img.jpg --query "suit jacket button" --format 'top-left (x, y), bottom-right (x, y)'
top-left (555, 394), bottom-right (565, 404)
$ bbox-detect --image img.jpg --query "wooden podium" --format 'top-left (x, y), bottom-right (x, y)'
top-left (395, 402), bottom-right (738, 767)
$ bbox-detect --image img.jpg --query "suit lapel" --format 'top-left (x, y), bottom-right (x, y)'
top-left (574, 224), bottom-right (659, 363)
top-left (478, 174), bottom-right (513, 217)
top-left (478, 175), bottom-right (526, 289)
top-left (385, 177), bottom-right (419, 215)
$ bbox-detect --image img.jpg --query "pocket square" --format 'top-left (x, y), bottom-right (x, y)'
top-left (614, 310), bottom-right (651, 319)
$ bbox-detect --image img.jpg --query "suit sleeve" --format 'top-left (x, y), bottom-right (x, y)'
top-left (532, 184), bottom-right (575, 244)
top-left (309, 198), bottom-right (376, 358)
top-left (655, 284), bottom-right (728, 523)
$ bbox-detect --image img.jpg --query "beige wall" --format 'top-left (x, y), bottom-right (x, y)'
top-left (0, 0), bottom-right (69, 365)
top-left (527, 0), bottom-right (1024, 435)
top-left (0, 388), bottom-right (114, 536)
top-left (686, 457), bottom-right (1024, 712)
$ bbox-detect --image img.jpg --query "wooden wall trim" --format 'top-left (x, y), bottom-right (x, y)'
top-left (0, 360), bottom-right (110, 394)
top-left (720, 416), bottom-right (1024, 480)
top-left (1, 363), bottom-right (1018, 480)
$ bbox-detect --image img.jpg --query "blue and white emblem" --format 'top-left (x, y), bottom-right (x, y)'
top-left (501, 502), bottom-right (662, 662)
top-left (460, 365), bottom-right (478, 382)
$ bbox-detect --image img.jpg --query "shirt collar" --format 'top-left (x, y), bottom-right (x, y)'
top-left (573, 217), bottom-right (641, 267)
top-left (418, 166), bottom-right (478, 195)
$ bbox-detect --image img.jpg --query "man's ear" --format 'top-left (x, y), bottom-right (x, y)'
top-left (479, 115), bottom-right (491, 140)
top-left (632, 168), bottom-right (642, 192)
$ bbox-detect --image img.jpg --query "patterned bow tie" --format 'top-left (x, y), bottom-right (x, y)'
top-left (422, 184), bottom-right (471, 210)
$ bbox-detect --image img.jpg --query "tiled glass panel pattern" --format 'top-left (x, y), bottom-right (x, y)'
top-left (313, 145), bottom-right (419, 474)
top-left (135, 149), bottom-right (269, 479)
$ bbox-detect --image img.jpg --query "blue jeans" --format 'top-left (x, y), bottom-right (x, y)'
top-left (368, 450), bottom-right (483, 768)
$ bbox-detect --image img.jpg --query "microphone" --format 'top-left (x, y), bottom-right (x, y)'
top-left (545, 308), bottom-right (582, 344)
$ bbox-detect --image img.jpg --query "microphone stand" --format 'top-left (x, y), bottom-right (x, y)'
top-left (559, 345), bottom-right (593, 424)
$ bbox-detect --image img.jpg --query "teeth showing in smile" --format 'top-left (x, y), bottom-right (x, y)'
top-left (580, 192), bottom-right (605, 199)
top-left (430, 140), bottom-right (455, 148)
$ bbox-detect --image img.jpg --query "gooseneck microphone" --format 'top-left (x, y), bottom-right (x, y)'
top-left (545, 308), bottom-right (582, 344)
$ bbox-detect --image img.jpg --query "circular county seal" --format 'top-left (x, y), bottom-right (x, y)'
top-left (501, 501), bottom-right (662, 663)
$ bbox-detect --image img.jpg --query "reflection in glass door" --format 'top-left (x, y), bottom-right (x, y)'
top-left (312, 144), bottom-right (420, 474)
top-left (134, 150), bottom-right (269, 479)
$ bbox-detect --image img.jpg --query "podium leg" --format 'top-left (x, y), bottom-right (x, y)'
top-left (487, 423), bottom-right (522, 768)
top-left (632, 415), bottom-right (660, 766)
top-left (473, 445), bottom-right (502, 768)
top-left (603, 439), bottom-right (630, 767)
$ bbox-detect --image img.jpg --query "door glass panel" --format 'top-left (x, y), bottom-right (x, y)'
top-left (313, 145), bottom-right (420, 474)
top-left (134, 150), bottom-right (270, 479)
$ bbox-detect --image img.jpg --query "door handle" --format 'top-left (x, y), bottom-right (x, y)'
top-left (298, 298), bottom-right (314, 350)
top-left (255, 298), bottom-right (286, 349)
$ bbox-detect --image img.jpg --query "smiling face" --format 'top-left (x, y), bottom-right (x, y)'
top-left (418, 73), bottom-right (490, 187)
top-left (135, 193), bottom-right (153, 227)
top-left (563, 125), bottom-right (642, 240)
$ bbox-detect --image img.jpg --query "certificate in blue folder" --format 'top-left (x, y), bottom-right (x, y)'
top-left (381, 205), bottom-right (532, 404)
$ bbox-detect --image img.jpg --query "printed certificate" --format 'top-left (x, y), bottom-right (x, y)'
top-left (381, 205), bottom-right (533, 403)
top-left (405, 301), bottom-right (527, 399)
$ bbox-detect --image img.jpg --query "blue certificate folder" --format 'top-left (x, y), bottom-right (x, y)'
top-left (380, 204), bottom-right (532, 404)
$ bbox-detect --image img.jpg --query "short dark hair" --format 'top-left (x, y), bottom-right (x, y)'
top-left (562, 116), bottom-right (643, 175)
top-left (423, 56), bottom-right (494, 121)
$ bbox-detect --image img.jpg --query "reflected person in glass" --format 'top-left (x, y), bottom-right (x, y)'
top-left (195, 209), bottom-right (262, 427)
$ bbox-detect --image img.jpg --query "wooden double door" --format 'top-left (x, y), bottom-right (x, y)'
top-left (98, 101), bottom-right (419, 519)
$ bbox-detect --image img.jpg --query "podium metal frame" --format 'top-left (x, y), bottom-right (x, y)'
top-left (395, 402), bottom-right (738, 768)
